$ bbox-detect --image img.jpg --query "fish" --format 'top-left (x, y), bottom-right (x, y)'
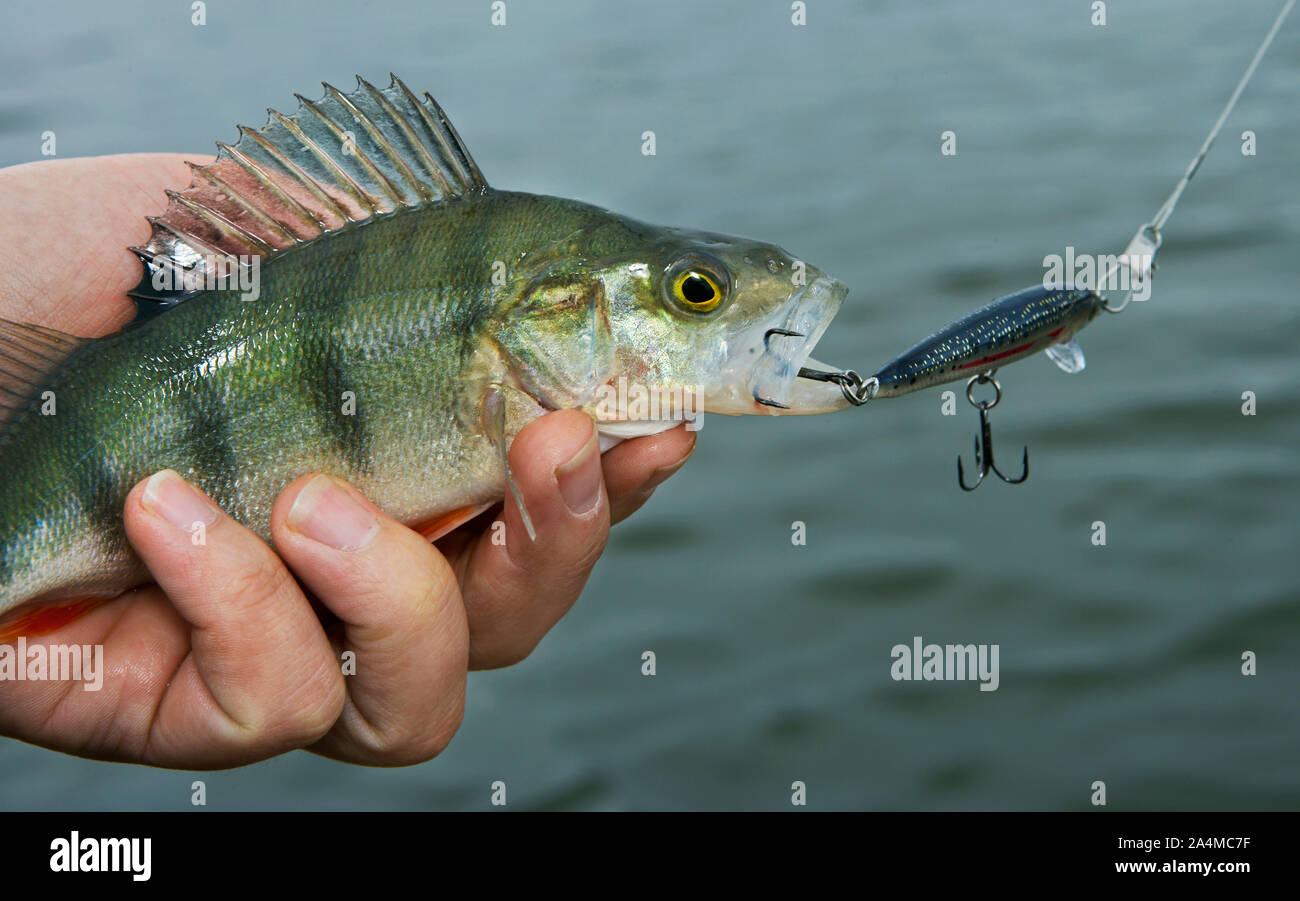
top-left (868, 285), bottom-right (1103, 398)
top-left (0, 76), bottom-right (853, 632)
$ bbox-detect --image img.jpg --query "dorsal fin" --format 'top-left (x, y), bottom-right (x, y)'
top-left (0, 319), bottom-right (89, 436)
top-left (126, 75), bottom-right (489, 322)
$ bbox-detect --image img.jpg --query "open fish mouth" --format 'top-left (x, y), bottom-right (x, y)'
top-left (705, 275), bottom-right (851, 415)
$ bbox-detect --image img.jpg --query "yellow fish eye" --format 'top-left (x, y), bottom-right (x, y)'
top-left (670, 268), bottom-right (725, 312)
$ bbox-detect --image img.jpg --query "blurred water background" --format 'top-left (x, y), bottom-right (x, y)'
top-left (1, 0), bottom-right (1296, 810)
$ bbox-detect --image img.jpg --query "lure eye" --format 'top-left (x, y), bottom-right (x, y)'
top-left (665, 257), bottom-right (730, 314)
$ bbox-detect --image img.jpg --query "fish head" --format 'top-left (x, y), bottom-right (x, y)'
top-left (493, 207), bottom-right (853, 433)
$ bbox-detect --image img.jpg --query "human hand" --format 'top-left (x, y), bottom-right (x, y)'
top-left (0, 155), bottom-right (695, 767)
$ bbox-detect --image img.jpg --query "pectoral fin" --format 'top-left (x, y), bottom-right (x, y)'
top-left (1045, 337), bottom-right (1086, 374)
top-left (483, 383), bottom-right (548, 542)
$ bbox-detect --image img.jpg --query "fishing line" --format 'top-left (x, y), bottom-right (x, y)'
top-left (1152, 0), bottom-right (1294, 233)
top-left (1106, 0), bottom-right (1295, 313)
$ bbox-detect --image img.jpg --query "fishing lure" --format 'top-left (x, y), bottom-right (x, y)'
top-left (802, 0), bottom-right (1294, 490)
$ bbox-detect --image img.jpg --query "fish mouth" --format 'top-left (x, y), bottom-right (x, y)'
top-left (705, 275), bottom-right (852, 415)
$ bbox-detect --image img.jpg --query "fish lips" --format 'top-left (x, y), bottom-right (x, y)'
top-left (705, 275), bottom-right (851, 415)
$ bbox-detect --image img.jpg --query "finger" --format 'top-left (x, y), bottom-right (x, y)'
top-left (601, 423), bottom-right (697, 525)
top-left (271, 473), bottom-right (469, 766)
top-left (456, 409), bottom-right (609, 669)
top-left (123, 470), bottom-right (345, 767)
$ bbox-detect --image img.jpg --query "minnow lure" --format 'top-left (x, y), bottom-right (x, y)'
top-left (867, 284), bottom-right (1101, 490)
top-left (801, 0), bottom-right (1294, 489)
top-left (869, 286), bottom-right (1101, 398)
top-left (0, 76), bottom-right (857, 634)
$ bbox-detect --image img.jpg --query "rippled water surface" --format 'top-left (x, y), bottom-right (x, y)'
top-left (1, 0), bottom-right (1297, 809)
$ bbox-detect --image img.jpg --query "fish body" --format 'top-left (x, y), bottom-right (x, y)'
top-left (0, 77), bottom-right (851, 616)
top-left (870, 285), bottom-right (1102, 398)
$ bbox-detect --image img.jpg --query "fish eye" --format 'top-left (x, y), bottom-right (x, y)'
top-left (665, 256), bottom-right (730, 314)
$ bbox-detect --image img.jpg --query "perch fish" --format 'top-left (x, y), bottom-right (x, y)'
top-left (0, 76), bottom-right (854, 631)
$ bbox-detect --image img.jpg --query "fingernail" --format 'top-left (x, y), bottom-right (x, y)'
top-left (641, 458), bottom-right (688, 494)
top-left (287, 474), bottom-right (380, 551)
top-left (639, 433), bottom-right (697, 494)
top-left (142, 470), bottom-right (218, 531)
top-left (556, 427), bottom-right (602, 515)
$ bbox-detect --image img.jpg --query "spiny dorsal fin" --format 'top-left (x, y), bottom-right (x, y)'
top-left (127, 75), bottom-right (489, 320)
top-left (0, 319), bottom-right (89, 434)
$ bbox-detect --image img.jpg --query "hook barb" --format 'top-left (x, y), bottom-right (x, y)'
top-left (956, 375), bottom-right (1029, 491)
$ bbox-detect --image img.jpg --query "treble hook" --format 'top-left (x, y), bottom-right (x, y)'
top-left (957, 370), bottom-right (1028, 491)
